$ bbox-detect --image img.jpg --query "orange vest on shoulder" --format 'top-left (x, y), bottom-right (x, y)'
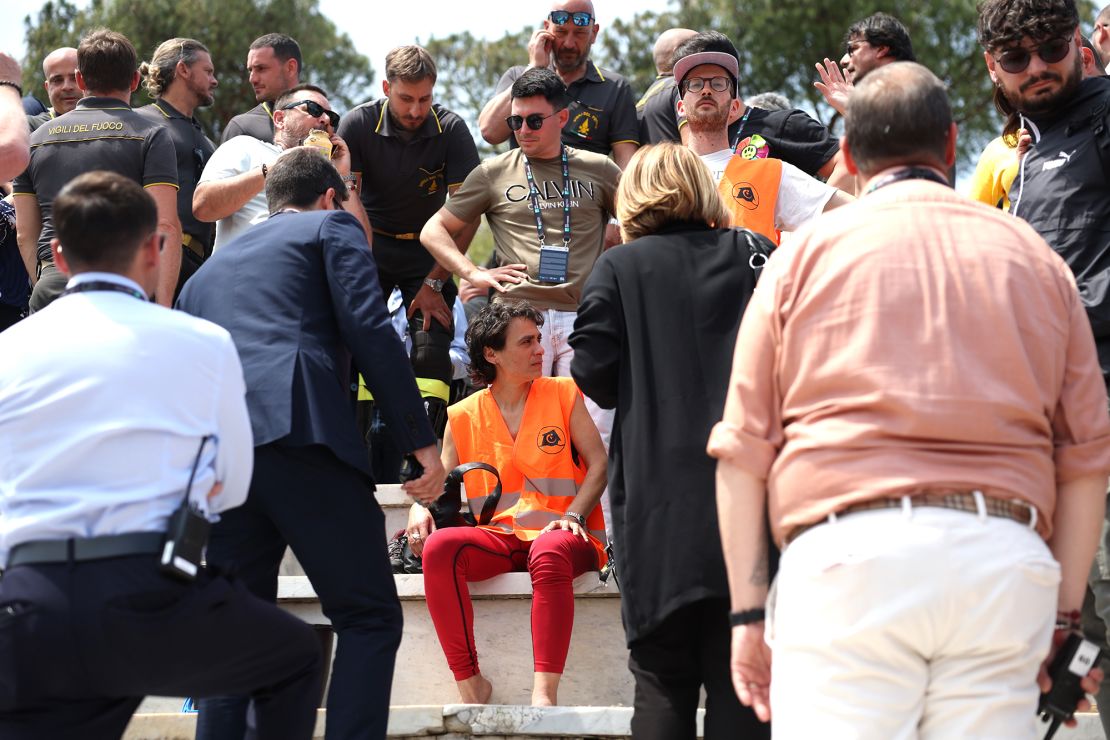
top-left (447, 376), bottom-right (606, 567)
top-left (717, 155), bottom-right (783, 244)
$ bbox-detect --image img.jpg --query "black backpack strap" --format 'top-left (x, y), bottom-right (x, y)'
top-left (447, 462), bottom-right (503, 526)
top-left (741, 228), bottom-right (776, 281)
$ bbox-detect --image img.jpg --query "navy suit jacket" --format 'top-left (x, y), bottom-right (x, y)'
top-left (177, 209), bottom-right (435, 477)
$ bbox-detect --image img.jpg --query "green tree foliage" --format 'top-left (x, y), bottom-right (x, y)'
top-left (20, 0), bottom-right (374, 140)
top-left (422, 27), bottom-right (534, 156)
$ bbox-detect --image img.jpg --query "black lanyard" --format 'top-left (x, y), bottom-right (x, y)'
top-left (730, 107), bottom-right (753, 153)
top-left (522, 145), bottom-right (571, 248)
top-left (865, 167), bottom-right (951, 195)
top-left (60, 280), bottom-right (148, 302)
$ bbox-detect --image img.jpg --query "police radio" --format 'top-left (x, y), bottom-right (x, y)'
top-left (1038, 631), bottom-right (1102, 740)
top-left (160, 436), bottom-right (213, 582)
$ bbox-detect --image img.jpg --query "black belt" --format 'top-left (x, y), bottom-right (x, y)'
top-left (784, 490), bottom-right (1038, 546)
top-left (6, 531), bottom-right (165, 569)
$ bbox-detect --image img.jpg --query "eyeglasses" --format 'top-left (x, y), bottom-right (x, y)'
top-left (280, 99), bottom-right (340, 129)
top-left (681, 76), bottom-right (732, 94)
top-left (548, 10), bottom-right (593, 26)
top-left (993, 37), bottom-right (1071, 74)
top-left (506, 111), bottom-right (560, 131)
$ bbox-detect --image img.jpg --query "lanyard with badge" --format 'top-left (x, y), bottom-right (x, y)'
top-left (60, 280), bottom-right (149, 301)
top-left (523, 145), bottom-right (572, 284)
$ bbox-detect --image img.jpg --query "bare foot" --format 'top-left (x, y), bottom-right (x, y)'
top-left (531, 671), bottom-right (560, 706)
top-left (457, 674), bottom-right (492, 704)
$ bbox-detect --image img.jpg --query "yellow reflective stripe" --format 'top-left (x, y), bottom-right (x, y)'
top-left (144, 182), bottom-right (179, 190)
top-left (416, 378), bottom-right (450, 402)
top-left (359, 376), bottom-right (449, 402)
top-left (430, 107), bottom-right (443, 134)
top-left (375, 101), bottom-right (388, 133)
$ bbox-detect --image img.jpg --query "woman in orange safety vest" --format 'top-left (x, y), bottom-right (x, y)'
top-left (406, 300), bottom-right (607, 706)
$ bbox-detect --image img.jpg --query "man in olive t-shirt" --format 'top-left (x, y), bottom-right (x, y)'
top-left (421, 68), bottom-right (619, 453)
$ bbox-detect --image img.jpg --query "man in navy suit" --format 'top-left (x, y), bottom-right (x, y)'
top-left (177, 147), bottom-right (446, 740)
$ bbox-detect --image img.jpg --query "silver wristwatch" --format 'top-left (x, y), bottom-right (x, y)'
top-left (423, 278), bottom-right (445, 293)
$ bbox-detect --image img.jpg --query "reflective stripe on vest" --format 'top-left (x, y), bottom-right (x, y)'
top-left (447, 377), bottom-right (607, 566)
top-left (359, 375), bottom-right (450, 402)
top-left (717, 156), bottom-right (783, 245)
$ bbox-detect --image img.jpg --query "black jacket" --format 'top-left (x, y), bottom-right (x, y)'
top-left (570, 223), bottom-right (766, 644)
top-left (1012, 75), bottom-right (1110, 386)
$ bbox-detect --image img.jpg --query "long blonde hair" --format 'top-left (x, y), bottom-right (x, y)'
top-left (616, 142), bottom-right (730, 242)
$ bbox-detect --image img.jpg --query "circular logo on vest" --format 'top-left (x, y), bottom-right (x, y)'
top-left (537, 426), bottom-right (566, 454)
top-left (736, 134), bottom-right (770, 160)
top-left (732, 182), bottom-right (759, 210)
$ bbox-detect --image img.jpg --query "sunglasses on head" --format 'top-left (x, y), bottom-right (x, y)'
top-left (994, 37), bottom-right (1071, 74)
top-left (280, 99), bottom-right (340, 129)
top-left (506, 111), bottom-right (560, 131)
top-left (549, 10), bottom-right (593, 26)
top-left (681, 76), bottom-right (733, 94)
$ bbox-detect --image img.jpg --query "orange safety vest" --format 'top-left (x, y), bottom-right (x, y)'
top-left (717, 155), bottom-right (783, 244)
top-left (447, 376), bottom-right (607, 567)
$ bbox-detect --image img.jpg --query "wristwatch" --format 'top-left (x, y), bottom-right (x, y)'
top-left (423, 278), bottom-right (445, 293)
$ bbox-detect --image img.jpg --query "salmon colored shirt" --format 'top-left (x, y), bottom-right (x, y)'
top-left (707, 177), bottom-right (1110, 546)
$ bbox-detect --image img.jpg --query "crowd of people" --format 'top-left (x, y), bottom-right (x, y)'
top-left (3, 0), bottom-right (1110, 738)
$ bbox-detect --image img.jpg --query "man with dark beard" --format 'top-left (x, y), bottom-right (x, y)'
top-left (477, 0), bottom-right (639, 170)
top-left (137, 38), bottom-right (219, 294)
top-left (675, 36), bottom-right (851, 243)
top-left (337, 46), bottom-right (480, 450)
top-left (980, 0), bottom-right (1110, 734)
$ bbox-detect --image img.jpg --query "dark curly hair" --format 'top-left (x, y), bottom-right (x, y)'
top-left (977, 0), bottom-right (1079, 51)
top-left (465, 300), bottom-right (544, 386)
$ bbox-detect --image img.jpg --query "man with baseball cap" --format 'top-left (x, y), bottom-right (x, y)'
top-left (674, 36), bottom-right (851, 243)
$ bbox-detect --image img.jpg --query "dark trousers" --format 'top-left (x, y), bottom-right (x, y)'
top-left (0, 553), bottom-right (322, 740)
top-left (628, 598), bottom-right (769, 740)
top-left (196, 443), bottom-right (403, 740)
top-left (28, 262), bottom-right (67, 313)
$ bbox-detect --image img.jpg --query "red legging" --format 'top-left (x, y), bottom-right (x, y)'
top-left (421, 526), bottom-right (598, 681)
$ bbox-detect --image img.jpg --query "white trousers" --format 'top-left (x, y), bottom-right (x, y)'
top-left (539, 308), bottom-right (613, 539)
top-left (769, 505), bottom-right (1059, 740)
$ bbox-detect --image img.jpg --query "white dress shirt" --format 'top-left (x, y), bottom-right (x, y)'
top-left (0, 272), bottom-right (253, 562)
top-left (198, 135), bottom-right (281, 251)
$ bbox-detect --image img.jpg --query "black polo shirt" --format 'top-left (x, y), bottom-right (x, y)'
top-left (637, 76), bottom-right (678, 146)
top-left (27, 107), bottom-right (58, 133)
top-left (640, 84), bottom-right (839, 177)
top-left (220, 102), bottom-right (274, 143)
top-left (495, 61), bottom-right (640, 155)
top-left (137, 99), bottom-right (216, 246)
top-left (337, 100), bottom-right (480, 235)
top-left (12, 97), bottom-right (178, 262)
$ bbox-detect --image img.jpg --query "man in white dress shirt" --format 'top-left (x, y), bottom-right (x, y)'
top-left (0, 171), bottom-right (322, 740)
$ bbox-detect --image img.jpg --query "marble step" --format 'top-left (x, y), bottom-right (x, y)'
top-left (281, 572), bottom-right (631, 707)
top-left (125, 704), bottom-right (691, 738)
top-left (120, 706), bottom-right (1110, 739)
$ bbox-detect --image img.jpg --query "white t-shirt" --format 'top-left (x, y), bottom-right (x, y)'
top-left (699, 148), bottom-right (836, 231)
top-left (199, 135), bottom-right (282, 250)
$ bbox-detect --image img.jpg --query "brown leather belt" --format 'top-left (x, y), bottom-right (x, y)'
top-left (784, 490), bottom-right (1037, 547)
top-left (372, 228), bottom-right (418, 240)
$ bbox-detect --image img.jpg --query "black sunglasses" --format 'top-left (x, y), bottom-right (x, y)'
top-left (549, 10), bottom-right (593, 26)
top-left (280, 99), bottom-right (340, 129)
top-left (681, 76), bottom-right (733, 94)
top-left (994, 37), bottom-right (1071, 74)
top-left (506, 111), bottom-right (560, 131)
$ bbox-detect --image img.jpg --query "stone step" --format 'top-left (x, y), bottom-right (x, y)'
top-left (280, 572), bottom-right (631, 707)
top-left (125, 704), bottom-right (685, 739)
top-left (119, 706), bottom-right (1110, 739)
top-left (279, 484), bottom-right (412, 576)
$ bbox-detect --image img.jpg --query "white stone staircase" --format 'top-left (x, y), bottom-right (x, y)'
top-left (121, 483), bottom-right (1110, 738)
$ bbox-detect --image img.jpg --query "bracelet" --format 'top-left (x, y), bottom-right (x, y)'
top-left (729, 608), bottom-right (766, 627)
top-left (341, 174), bottom-right (356, 183)
top-left (1056, 608), bottom-right (1081, 631)
top-left (563, 511), bottom-right (585, 526)
top-left (0, 80), bottom-right (23, 97)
